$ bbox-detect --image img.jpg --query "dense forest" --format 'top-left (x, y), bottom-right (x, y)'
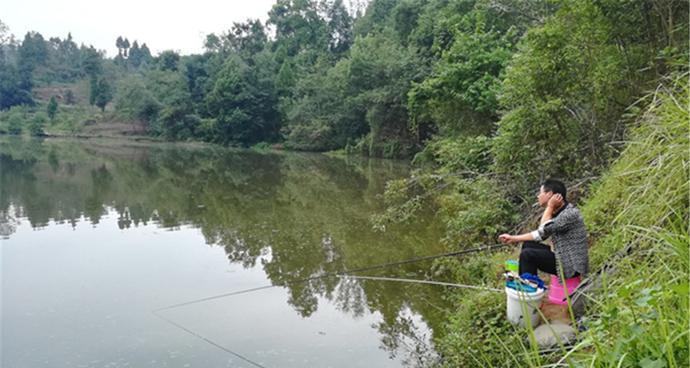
top-left (1, 0), bottom-right (688, 366)
top-left (1, 0), bottom-right (686, 162)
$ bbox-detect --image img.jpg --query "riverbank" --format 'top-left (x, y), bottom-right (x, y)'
top-left (434, 74), bottom-right (689, 367)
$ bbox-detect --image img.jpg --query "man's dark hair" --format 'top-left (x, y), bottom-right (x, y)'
top-left (542, 179), bottom-right (567, 198)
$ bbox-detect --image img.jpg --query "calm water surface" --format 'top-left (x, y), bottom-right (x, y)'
top-left (1, 137), bottom-right (451, 368)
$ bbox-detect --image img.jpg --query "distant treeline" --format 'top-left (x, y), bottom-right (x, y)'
top-left (1, 0), bottom-right (688, 169)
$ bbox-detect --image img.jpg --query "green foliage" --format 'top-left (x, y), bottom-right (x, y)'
top-left (46, 96), bottom-right (58, 121)
top-left (157, 50), bottom-right (180, 71)
top-left (434, 72), bottom-right (689, 367)
top-left (284, 58), bottom-right (366, 151)
top-left (18, 31), bottom-right (48, 76)
top-left (435, 177), bottom-right (516, 246)
top-left (347, 30), bottom-right (420, 157)
top-left (6, 110), bottom-right (24, 135)
top-left (28, 112), bottom-right (46, 136)
top-left (64, 89), bottom-right (75, 105)
top-left (127, 40), bottom-right (153, 68)
top-left (144, 70), bottom-right (189, 106)
top-left (222, 20), bottom-right (268, 59)
top-left (413, 135), bottom-right (492, 173)
top-left (158, 109), bottom-right (201, 141)
top-left (80, 46), bottom-right (102, 79)
top-left (268, 0), bottom-right (329, 58)
top-left (372, 171), bottom-right (516, 248)
top-left (93, 78), bottom-right (113, 111)
top-left (205, 54), bottom-right (280, 145)
top-left (0, 61), bottom-right (33, 109)
top-left (408, 0), bottom-right (530, 137)
top-left (582, 75), bottom-right (689, 253)
top-left (115, 76), bottom-right (162, 122)
top-left (324, 0), bottom-right (353, 55)
top-left (183, 54), bottom-right (211, 110)
top-left (437, 290), bottom-right (526, 367)
top-left (492, 0), bottom-right (689, 192)
top-left (572, 73), bottom-right (689, 367)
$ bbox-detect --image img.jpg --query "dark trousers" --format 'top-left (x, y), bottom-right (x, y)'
top-left (519, 241), bottom-right (557, 276)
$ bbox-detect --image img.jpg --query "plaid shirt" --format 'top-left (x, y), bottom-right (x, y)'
top-left (531, 203), bottom-right (589, 279)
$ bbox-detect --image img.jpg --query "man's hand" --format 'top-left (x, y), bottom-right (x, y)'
top-left (499, 234), bottom-right (515, 244)
top-left (547, 193), bottom-right (564, 209)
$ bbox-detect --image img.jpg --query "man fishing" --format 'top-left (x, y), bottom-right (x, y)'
top-left (498, 179), bottom-right (589, 281)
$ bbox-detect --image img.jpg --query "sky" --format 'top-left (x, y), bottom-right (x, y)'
top-left (1, 0), bottom-right (278, 56)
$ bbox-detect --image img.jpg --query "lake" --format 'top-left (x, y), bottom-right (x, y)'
top-left (1, 136), bottom-right (452, 368)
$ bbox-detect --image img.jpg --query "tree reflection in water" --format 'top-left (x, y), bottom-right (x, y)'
top-left (0, 136), bottom-right (449, 365)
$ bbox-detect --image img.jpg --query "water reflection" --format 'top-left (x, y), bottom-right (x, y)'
top-left (0, 136), bottom-right (449, 366)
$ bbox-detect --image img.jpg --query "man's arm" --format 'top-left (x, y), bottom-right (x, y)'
top-left (499, 194), bottom-right (565, 244)
top-left (499, 232), bottom-right (535, 244)
top-left (540, 193), bottom-right (563, 224)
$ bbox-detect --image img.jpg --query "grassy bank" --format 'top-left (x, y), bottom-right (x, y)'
top-left (435, 73), bottom-right (689, 366)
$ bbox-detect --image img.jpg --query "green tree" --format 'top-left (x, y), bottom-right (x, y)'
top-left (81, 46), bottom-right (104, 106)
top-left (0, 19), bottom-right (12, 46)
top-left (64, 89), bottom-right (75, 105)
top-left (52, 33), bottom-right (81, 81)
top-left (140, 70), bottom-right (195, 138)
top-left (268, 0), bottom-right (329, 58)
top-left (324, 0), bottom-right (353, 55)
top-left (94, 77), bottom-right (113, 111)
top-left (0, 62), bottom-right (33, 109)
top-left (224, 20), bottom-right (268, 61)
top-left (81, 46), bottom-right (102, 78)
top-left (47, 96), bottom-right (58, 121)
top-left (346, 30), bottom-right (420, 157)
top-left (18, 31), bottom-right (48, 75)
top-left (122, 38), bottom-right (130, 57)
top-left (128, 40), bottom-right (142, 67)
top-left (28, 113), bottom-right (46, 136)
top-left (353, 0), bottom-right (397, 37)
top-left (116, 36), bottom-right (124, 56)
top-left (204, 33), bottom-right (221, 53)
top-left (284, 58), bottom-right (365, 151)
top-left (492, 0), bottom-right (689, 191)
top-left (13, 31), bottom-right (47, 100)
top-left (139, 43), bottom-right (152, 65)
top-left (157, 50), bottom-right (179, 71)
top-left (115, 76), bottom-right (162, 122)
top-left (7, 113), bottom-right (22, 134)
top-left (183, 54), bottom-right (211, 110)
top-left (205, 55), bottom-right (280, 144)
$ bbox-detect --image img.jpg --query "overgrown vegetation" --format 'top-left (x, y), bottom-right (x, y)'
top-left (432, 72), bottom-right (689, 367)
top-left (0, 0), bottom-right (540, 156)
top-left (1, 0), bottom-right (687, 365)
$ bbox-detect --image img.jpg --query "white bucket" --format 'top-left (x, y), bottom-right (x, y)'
top-left (505, 286), bottom-right (546, 327)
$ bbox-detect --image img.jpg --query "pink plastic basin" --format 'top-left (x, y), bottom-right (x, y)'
top-left (548, 275), bottom-right (581, 305)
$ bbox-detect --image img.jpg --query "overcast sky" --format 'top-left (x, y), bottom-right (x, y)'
top-left (1, 0), bottom-right (278, 56)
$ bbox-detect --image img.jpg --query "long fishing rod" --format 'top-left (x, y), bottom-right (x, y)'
top-left (154, 243), bottom-right (510, 313)
top-left (153, 243), bottom-right (511, 366)
top-left (337, 275), bottom-right (503, 292)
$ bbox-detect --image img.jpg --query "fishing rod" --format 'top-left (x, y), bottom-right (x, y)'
top-left (337, 275), bottom-right (503, 292)
top-left (153, 243), bottom-right (511, 365)
top-left (154, 243), bottom-right (510, 313)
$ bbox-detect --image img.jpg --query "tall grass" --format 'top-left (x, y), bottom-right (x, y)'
top-left (436, 73), bottom-right (689, 367)
top-left (572, 73), bottom-right (689, 367)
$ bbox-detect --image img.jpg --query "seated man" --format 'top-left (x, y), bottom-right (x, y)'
top-left (499, 179), bottom-right (588, 281)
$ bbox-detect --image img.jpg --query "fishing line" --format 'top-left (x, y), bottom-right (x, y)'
top-left (152, 310), bottom-right (268, 368)
top-left (154, 284), bottom-right (277, 312)
top-left (340, 243), bottom-right (509, 275)
top-left (154, 243), bottom-right (510, 312)
top-left (152, 243), bottom-right (510, 364)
